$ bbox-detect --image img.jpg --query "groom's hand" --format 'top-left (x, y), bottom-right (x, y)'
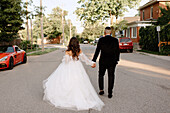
top-left (91, 63), bottom-right (96, 68)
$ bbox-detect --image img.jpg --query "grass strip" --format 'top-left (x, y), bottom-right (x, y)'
top-left (27, 48), bottom-right (58, 56)
top-left (137, 50), bottom-right (168, 56)
top-left (26, 48), bottom-right (41, 53)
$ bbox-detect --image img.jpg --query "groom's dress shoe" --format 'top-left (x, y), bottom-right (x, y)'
top-left (108, 94), bottom-right (112, 98)
top-left (99, 91), bottom-right (104, 95)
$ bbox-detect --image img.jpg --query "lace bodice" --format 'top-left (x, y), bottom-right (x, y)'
top-left (62, 52), bottom-right (94, 66)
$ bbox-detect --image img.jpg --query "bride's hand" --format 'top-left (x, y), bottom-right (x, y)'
top-left (91, 63), bottom-right (96, 68)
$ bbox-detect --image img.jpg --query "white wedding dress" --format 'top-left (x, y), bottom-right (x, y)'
top-left (43, 52), bottom-right (104, 111)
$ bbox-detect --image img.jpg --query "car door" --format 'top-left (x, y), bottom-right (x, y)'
top-left (14, 46), bottom-right (22, 63)
top-left (17, 47), bottom-right (23, 62)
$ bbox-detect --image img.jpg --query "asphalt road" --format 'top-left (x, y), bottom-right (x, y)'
top-left (0, 44), bottom-right (170, 113)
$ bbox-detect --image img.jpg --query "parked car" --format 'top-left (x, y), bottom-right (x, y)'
top-left (91, 38), bottom-right (99, 45)
top-left (0, 45), bottom-right (27, 70)
top-left (83, 40), bottom-right (88, 44)
top-left (118, 37), bottom-right (133, 52)
top-left (95, 38), bottom-right (99, 43)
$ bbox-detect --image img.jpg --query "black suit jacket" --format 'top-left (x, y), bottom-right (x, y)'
top-left (92, 35), bottom-right (120, 65)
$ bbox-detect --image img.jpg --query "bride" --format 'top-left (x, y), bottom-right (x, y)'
top-left (43, 37), bottom-right (104, 111)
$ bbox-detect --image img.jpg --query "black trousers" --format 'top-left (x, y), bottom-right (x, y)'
top-left (99, 62), bottom-right (117, 94)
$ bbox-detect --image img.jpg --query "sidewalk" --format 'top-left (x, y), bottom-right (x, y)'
top-left (136, 51), bottom-right (170, 61)
top-left (39, 44), bottom-right (67, 49)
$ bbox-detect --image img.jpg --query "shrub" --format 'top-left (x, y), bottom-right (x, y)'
top-left (161, 45), bottom-right (170, 55)
top-left (139, 24), bottom-right (170, 52)
top-left (139, 26), bottom-right (159, 52)
top-left (160, 24), bottom-right (170, 42)
top-left (19, 40), bottom-right (38, 50)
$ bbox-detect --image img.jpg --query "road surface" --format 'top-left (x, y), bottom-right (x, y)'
top-left (0, 44), bottom-right (170, 113)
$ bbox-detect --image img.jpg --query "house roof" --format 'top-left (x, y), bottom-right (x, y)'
top-left (124, 16), bottom-right (156, 26)
top-left (128, 20), bottom-right (157, 25)
top-left (139, 0), bottom-right (169, 10)
top-left (124, 16), bottom-right (140, 23)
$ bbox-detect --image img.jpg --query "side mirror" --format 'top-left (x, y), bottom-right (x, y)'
top-left (15, 47), bottom-right (18, 52)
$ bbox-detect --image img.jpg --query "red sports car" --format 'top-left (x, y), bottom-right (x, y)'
top-left (118, 37), bottom-right (133, 52)
top-left (0, 45), bottom-right (27, 70)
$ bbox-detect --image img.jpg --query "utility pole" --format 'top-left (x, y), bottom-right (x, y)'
top-left (69, 20), bottom-right (72, 41)
top-left (40, 0), bottom-right (44, 51)
top-left (26, 0), bottom-right (30, 41)
top-left (158, 31), bottom-right (161, 52)
top-left (30, 17), bottom-right (33, 49)
top-left (62, 10), bottom-right (65, 46)
top-left (157, 26), bottom-right (161, 52)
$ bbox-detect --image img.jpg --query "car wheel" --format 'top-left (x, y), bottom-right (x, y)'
top-left (23, 53), bottom-right (27, 64)
top-left (130, 49), bottom-right (133, 53)
top-left (9, 57), bottom-right (14, 70)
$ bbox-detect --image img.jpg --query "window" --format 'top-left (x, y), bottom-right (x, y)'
top-left (126, 29), bottom-right (130, 37)
top-left (150, 6), bottom-right (153, 19)
top-left (15, 46), bottom-right (21, 51)
top-left (132, 27), bottom-right (137, 38)
top-left (0, 46), bottom-right (14, 53)
top-left (120, 38), bottom-right (131, 43)
top-left (142, 10), bottom-right (145, 20)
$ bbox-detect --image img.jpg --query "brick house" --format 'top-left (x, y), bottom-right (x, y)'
top-left (124, 0), bottom-right (169, 43)
top-left (140, 0), bottom-right (169, 21)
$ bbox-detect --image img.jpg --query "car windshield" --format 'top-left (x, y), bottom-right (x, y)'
top-left (120, 38), bottom-right (131, 43)
top-left (0, 46), bottom-right (14, 53)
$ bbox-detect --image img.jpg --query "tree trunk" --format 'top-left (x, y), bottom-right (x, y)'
top-left (110, 15), bottom-right (115, 37)
top-left (110, 15), bottom-right (114, 26)
top-left (26, 20), bottom-right (30, 40)
top-left (26, 0), bottom-right (30, 41)
top-left (69, 20), bottom-right (72, 41)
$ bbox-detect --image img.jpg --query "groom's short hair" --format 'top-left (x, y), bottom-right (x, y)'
top-left (105, 27), bottom-right (111, 34)
top-left (105, 27), bottom-right (111, 30)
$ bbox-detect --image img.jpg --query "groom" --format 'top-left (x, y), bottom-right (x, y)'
top-left (92, 27), bottom-right (120, 98)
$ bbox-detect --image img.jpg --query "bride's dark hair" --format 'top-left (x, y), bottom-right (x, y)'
top-left (66, 37), bottom-right (80, 60)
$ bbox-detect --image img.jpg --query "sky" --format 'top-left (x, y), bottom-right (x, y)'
top-left (29, 0), bottom-right (149, 33)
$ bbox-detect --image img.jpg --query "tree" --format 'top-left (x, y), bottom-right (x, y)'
top-left (81, 22), bottom-right (105, 40)
top-left (21, 0), bottom-right (45, 47)
top-left (154, 3), bottom-right (170, 26)
top-left (47, 7), bottom-right (67, 40)
top-left (112, 20), bottom-right (128, 32)
top-left (0, 0), bottom-right (24, 42)
top-left (32, 6), bottom-right (76, 44)
top-left (153, 3), bottom-right (170, 52)
top-left (32, 16), bottom-right (48, 40)
top-left (75, 0), bottom-right (141, 36)
top-left (26, 0), bottom-right (30, 41)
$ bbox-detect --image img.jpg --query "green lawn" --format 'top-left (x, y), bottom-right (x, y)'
top-left (27, 48), bottom-right (58, 56)
top-left (26, 48), bottom-right (41, 53)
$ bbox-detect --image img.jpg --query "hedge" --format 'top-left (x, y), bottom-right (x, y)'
top-left (139, 24), bottom-right (170, 53)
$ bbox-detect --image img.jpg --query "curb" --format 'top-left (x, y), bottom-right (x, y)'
top-left (136, 51), bottom-right (170, 62)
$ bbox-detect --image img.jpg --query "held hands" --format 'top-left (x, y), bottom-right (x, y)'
top-left (91, 63), bottom-right (96, 68)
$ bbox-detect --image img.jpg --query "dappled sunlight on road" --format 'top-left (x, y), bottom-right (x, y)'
top-left (127, 68), bottom-right (170, 80)
top-left (119, 59), bottom-right (170, 80)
